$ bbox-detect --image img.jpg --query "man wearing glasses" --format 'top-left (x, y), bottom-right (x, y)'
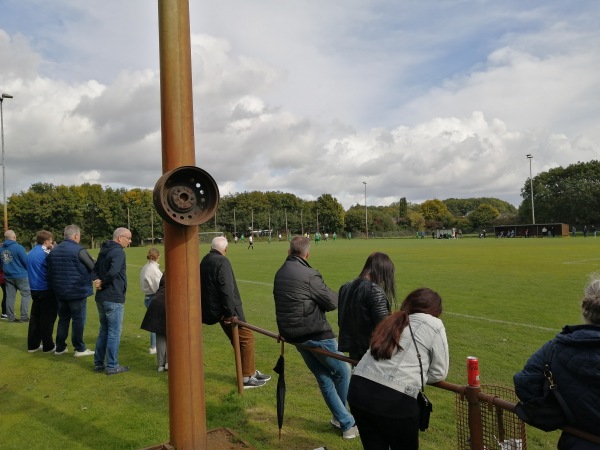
top-left (92, 227), bottom-right (132, 375)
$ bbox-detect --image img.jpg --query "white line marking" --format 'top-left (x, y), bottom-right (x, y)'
top-left (444, 312), bottom-right (556, 332)
top-left (563, 258), bottom-right (600, 264)
top-left (237, 279), bottom-right (557, 332)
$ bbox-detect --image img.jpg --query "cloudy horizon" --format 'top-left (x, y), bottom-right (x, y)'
top-left (1, 1), bottom-right (599, 210)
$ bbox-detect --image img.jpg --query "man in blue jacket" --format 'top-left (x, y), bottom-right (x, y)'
top-left (26, 230), bottom-right (57, 352)
top-left (47, 225), bottom-right (95, 356)
top-left (92, 227), bottom-right (131, 375)
top-left (1, 230), bottom-right (32, 322)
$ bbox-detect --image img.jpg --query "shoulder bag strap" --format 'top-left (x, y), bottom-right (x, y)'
top-left (408, 320), bottom-right (425, 392)
top-left (544, 340), bottom-right (576, 425)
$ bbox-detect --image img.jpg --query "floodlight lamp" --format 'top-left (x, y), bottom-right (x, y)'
top-left (1, 93), bottom-right (13, 99)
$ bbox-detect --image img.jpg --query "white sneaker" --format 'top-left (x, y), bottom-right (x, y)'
top-left (330, 418), bottom-right (341, 429)
top-left (149, 347), bottom-right (157, 355)
top-left (342, 425), bottom-right (359, 439)
top-left (74, 349), bottom-right (95, 357)
top-left (158, 366), bottom-right (165, 372)
top-left (28, 345), bottom-right (43, 353)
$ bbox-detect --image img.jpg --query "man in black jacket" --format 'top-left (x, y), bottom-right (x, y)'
top-left (273, 236), bottom-right (358, 439)
top-left (200, 236), bottom-right (270, 389)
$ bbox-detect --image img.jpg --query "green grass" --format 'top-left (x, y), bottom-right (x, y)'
top-left (1, 236), bottom-right (598, 449)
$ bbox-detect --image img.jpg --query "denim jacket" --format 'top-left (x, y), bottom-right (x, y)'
top-left (352, 313), bottom-right (449, 398)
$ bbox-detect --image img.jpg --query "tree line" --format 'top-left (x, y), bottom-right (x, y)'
top-left (4, 159), bottom-right (596, 247)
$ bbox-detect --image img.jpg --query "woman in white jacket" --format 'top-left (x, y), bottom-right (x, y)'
top-left (348, 288), bottom-right (449, 450)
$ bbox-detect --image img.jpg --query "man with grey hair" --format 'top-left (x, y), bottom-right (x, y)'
top-left (92, 227), bottom-right (131, 375)
top-left (1, 230), bottom-right (32, 322)
top-left (200, 235), bottom-right (271, 388)
top-left (47, 225), bottom-right (95, 356)
top-left (273, 235), bottom-right (358, 439)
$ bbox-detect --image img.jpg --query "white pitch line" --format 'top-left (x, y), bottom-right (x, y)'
top-left (562, 258), bottom-right (600, 264)
top-left (444, 312), bottom-right (556, 332)
top-left (237, 279), bottom-right (557, 332)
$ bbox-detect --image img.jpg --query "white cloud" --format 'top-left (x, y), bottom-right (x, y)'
top-left (1, 1), bottom-right (600, 209)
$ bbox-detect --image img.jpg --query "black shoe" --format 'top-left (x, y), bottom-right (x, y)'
top-left (8, 318), bottom-right (20, 323)
top-left (94, 365), bottom-right (106, 373)
top-left (20, 318), bottom-right (30, 323)
top-left (106, 365), bottom-right (130, 375)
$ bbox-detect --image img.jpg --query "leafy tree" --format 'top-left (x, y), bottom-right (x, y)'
top-left (313, 194), bottom-right (344, 234)
top-left (419, 199), bottom-right (453, 227)
top-left (519, 160), bottom-right (600, 225)
top-left (407, 211), bottom-right (425, 230)
top-left (468, 204), bottom-right (500, 229)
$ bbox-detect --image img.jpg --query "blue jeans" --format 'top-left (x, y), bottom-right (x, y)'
top-left (56, 298), bottom-right (88, 352)
top-left (144, 295), bottom-right (156, 348)
top-left (94, 301), bottom-right (124, 369)
top-left (5, 277), bottom-right (32, 321)
top-left (296, 338), bottom-right (354, 432)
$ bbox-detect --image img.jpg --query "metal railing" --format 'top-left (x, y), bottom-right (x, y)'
top-left (228, 317), bottom-right (600, 449)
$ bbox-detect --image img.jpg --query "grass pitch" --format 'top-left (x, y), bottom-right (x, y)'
top-left (0, 235), bottom-right (597, 449)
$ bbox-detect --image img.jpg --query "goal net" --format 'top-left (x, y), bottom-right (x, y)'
top-left (199, 231), bottom-right (224, 244)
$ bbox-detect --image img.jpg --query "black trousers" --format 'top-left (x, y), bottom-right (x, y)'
top-left (350, 403), bottom-right (420, 450)
top-left (27, 290), bottom-right (58, 352)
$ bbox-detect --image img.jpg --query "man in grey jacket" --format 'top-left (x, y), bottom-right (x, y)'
top-left (273, 236), bottom-right (358, 439)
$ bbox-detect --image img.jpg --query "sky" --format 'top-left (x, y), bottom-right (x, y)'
top-left (1, 0), bottom-right (599, 210)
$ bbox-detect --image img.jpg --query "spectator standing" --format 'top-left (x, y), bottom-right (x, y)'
top-left (141, 275), bottom-right (168, 371)
top-left (47, 225), bottom-right (96, 357)
top-left (1, 230), bottom-right (32, 323)
top-left (200, 236), bottom-right (271, 388)
top-left (248, 234), bottom-right (254, 250)
top-left (92, 227), bottom-right (131, 375)
top-left (26, 230), bottom-right (57, 353)
top-left (338, 252), bottom-right (396, 361)
top-left (348, 288), bottom-right (449, 450)
top-left (140, 248), bottom-right (162, 355)
top-left (273, 236), bottom-right (358, 439)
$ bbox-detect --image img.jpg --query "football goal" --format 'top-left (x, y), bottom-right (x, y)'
top-left (199, 231), bottom-right (224, 244)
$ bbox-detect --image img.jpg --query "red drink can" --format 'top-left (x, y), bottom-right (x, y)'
top-left (467, 356), bottom-right (480, 387)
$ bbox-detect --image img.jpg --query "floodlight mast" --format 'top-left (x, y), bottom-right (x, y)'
top-left (1, 93), bottom-right (13, 231)
top-left (526, 154), bottom-right (535, 225)
top-left (363, 181), bottom-right (368, 239)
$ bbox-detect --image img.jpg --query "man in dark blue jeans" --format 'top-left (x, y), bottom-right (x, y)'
top-left (92, 227), bottom-right (130, 375)
top-left (47, 225), bottom-right (95, 357)
top-left (273, 236), bottom-right (358, 440)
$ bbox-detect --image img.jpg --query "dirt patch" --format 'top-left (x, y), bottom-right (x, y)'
top-left (140, 428), bottom-right (255, 450)
top-left (207, 427), bottom-right (255, 449)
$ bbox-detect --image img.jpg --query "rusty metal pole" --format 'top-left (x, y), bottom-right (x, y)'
top-left (231, 323), bottom-right (244, 394)
top-left (157, 1), bottom-right (207, 448)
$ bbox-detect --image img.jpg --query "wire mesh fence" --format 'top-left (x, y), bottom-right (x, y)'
top-left (456, 385), bottom-right (526, 450)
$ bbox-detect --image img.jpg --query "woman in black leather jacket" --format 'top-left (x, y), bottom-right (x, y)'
top-left (338, 252), bottom-right (396, 361)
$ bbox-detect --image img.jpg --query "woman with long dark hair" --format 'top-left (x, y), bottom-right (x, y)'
top-left (338, 252), bottom-right (397, 361)
top-left (347, 288), bottom-right (449, 450)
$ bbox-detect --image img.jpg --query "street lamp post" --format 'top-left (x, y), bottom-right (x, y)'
top-left (1, 93), bottom-right (13, 231)
top-left (363, 181), bottom-right (368, 239)
top-left (526, 154), bottom-right (535, 225)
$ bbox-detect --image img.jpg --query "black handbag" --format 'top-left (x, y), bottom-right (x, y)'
top-left (409, 322), bottom-right (432, 431)
top-left (514, 341), bottom-right (575, 431)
